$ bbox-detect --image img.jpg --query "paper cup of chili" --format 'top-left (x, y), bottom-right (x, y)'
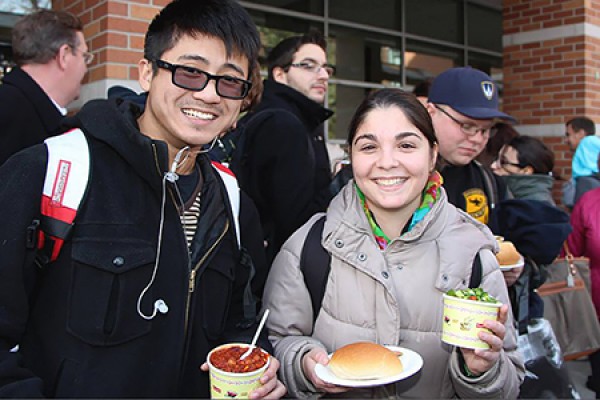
top-left (207, 343), bottom-right (270, 399)
top-left (442, 289), bottom-right (502, 350)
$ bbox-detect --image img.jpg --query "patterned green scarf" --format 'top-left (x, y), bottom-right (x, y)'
top-left (357, 171), bottom-right (443, 250)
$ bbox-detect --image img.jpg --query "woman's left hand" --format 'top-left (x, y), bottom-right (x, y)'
top-left (459, 304), bottom-right (509, 376)
top-left (199, 357), bottom-right (287, 399)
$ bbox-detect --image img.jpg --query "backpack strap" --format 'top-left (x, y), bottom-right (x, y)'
top-left (474, 160), bottom-right (499, 210)
top-left (38, 128), bottom-right (90, 264)
top-left (211, 161), bottom-right (240, 248)
top-left (469, 252), bottom-right (483, 288)
top-left (211, 161), bottom-right (258, 324)
top-left (224, 109), bottom-right (274, 167)
top-left (300, 215), bottom-right (331, 325)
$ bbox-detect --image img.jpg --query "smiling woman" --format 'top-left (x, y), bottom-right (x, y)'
top-left (347, 89), bottom-right (438, 238)
top-left (261, 88), bottom-right (524, 398)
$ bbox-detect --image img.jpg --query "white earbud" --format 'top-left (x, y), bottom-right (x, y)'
top-left (155, 299), bottom-right (169, 314)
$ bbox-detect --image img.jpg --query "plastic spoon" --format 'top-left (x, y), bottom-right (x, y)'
top-left (240, 309), bottom-right (270, 360)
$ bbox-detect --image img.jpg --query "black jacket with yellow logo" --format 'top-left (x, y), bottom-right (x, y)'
top-left (441, 161), bottom-right (509, 227)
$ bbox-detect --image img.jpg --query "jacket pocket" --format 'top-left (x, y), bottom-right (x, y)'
top-left (199, 254), bottom-right (236, 340)
top-left (67, 238), bottom-right (156, 346)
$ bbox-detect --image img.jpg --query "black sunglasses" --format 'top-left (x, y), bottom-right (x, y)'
top-left (154, 59), bottom-right (252, 100)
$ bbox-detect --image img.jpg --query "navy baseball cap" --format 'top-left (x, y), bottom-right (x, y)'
top-left (429, 67), bottom-right (516, 123)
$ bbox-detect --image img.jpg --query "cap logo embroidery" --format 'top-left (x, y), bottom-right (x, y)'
top-left (481, 81), bottom-right (494, 100)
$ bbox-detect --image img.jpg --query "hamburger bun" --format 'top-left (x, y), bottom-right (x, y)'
top-left (496, 241), bottom-right (521, 266)
top-left (328, 342), bottom-right (403, 380)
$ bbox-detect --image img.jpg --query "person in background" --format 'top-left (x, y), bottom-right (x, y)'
top-left (229, 30), bottom-right (335, 264)
top-left (563, 117), bottom-right (598, 208)
top-left (567, 153), bottom-right (600, 398)
top-left (492, 136), bottom-right (555, 203)
top-left (571, 134), bottom-right (600, 205)
top-left (427, 67), bottom-right (516, 227)
top-left (0, 0), bottom-right (285, 397)
top-left (0, 9), bottom-right (92, 166)
top-left (262, 89), bottom-right (524, 398)
top-left (565, 117), bottom-right (595, 153)
top-left (476, 122), bottom-right (520, 168)
top-left (491, 136), bottom-right (570, 332)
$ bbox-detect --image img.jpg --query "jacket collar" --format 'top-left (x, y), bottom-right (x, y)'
top-left (325, 182), bottom-right (452, 244)
top-left (259, 79), bottom-right (333, 131)
top-left (64, 98), bottom-right (170, 191)
top-left (323, 183), bottom-right (497, 282)
top-left (501, 174), bottom-right (554, 202)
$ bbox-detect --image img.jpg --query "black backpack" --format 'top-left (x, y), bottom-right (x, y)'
top-left (209, 109), bottom-right (275, 176)
top-left (300, 215), bottom-right (483, 324)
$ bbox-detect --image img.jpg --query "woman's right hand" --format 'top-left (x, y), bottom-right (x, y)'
top-left (302, 348), bottom-right (351, 394)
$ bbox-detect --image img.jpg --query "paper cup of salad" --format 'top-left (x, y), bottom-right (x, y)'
top-left (207, 343), bottom-right (270, 399)
top-left (442, 288), bottom-right (502, 349)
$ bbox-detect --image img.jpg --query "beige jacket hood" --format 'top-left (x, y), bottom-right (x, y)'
top-left (263, 183), bottom-right (524, 398)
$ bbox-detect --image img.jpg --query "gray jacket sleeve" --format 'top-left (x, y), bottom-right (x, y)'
top-left (262, 218), bottom-right (327, 398)
top-left (449, 250), bottom-right (525, 399)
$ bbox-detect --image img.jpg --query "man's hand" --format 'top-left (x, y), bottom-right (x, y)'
top-left (302, 348), bottom-right (351, 394)
top-left (460, 304), bottom-right (509, 376)
top-left (200, 357), bottom-right (287, 399)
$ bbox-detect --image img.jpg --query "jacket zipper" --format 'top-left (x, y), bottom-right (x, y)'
top-left (183, 219), bottom-right (230, 335)
top-left (152, 143), bottom-right (231, 381)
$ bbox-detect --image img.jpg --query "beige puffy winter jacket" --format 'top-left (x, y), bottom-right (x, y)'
top-left (263, 184), bottom-right (524, 398)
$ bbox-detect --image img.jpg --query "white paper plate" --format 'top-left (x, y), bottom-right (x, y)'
top-left (499, 257), bottom-right (525, 271)
top-left (314, 345), bottom-right (423, 388)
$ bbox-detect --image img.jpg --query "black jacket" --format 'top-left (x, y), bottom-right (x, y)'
top-left (0, 99), bottom-right (269, 398)
top-left (0, 67), bottom-right (64, 166)
top-left (232, 79), bottom-right (334, 263)
top-left (441, 161), bottom-right (509, 228)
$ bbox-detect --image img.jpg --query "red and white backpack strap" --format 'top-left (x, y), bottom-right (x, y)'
top-left (40, 128), bottom-right (90, 261)
top-left (211, 161), bottom-right (241, 248)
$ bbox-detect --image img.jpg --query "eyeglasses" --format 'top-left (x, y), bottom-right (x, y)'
top-left (71, 46), bottom-right (94, 65)
top-left (434, 104), bottom-right (497, 138)
top-left (496, 157), bottom-right (523, 169)
top-left (288, 61), bottom-right (336, 77)
top-left (154, 59), bottom-right (252, 100)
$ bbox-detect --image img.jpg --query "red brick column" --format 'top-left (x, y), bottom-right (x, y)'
top-left (52, 0), bottom-right (169, 108)
top-left (503, 0), bottom-right (600, 205)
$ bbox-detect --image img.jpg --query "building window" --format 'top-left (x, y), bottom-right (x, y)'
top-left (329, 0), bottom-right (401, 31)
top-left (242, 0), bottom-right (503, 143)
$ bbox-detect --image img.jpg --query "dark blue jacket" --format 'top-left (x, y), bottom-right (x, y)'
top-left (490, 199), bottom-right (571, 265)
top-left (490, 199), bottom-right (571, 333)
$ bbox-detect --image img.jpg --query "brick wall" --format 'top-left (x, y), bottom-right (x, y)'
top-left (503, 0), bottom-right (600, 206)
top-left (53, 0), bottom-right (166, 107)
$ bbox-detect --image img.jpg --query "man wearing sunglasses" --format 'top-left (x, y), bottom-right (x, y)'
top-left (0, 0), bottom-right (285, 398)
top-left (228, 31), bottom-right (335, 264)
top-left (427, 67), bottom-right (516, 226)
top-left (0, 10), bottom-right (91, 167)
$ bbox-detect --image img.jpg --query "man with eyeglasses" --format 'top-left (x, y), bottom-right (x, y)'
top-left (0, 0), bottom-right (286, 398)
top-left (427, 67), bottom-right (516, 226)
top-left (227, 30), bottom-right (335, 264)
top-left (0, 10), bottom-right (91, 166)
